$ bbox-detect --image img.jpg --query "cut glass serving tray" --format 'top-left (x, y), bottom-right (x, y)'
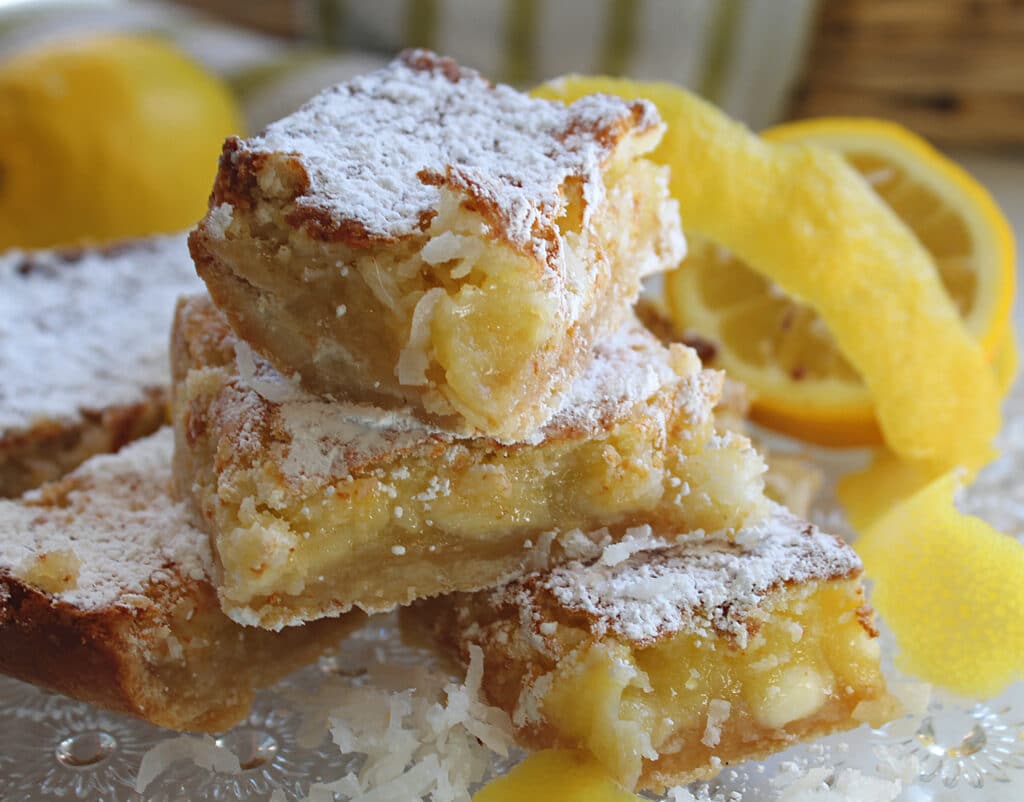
top-left (2, 390), bottom-right (1023, 802)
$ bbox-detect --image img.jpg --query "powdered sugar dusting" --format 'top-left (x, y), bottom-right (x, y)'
top-left (501, 505), bottom-right (861, 648)
top-left (543, 323), bottom-right (708, 440)
top-left (0, 235), bottom-right (202, 434)
top-left (217, 311), bottom-right (711, 482)
top-left (242, 50), bottom-right (659, 255)
top-left (278, 399), bottom-right (438, 482)
top-left (0, 429), bottom-right (212, 610)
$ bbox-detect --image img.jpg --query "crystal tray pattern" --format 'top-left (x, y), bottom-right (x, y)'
top-left (2, 389), bottom-right (1023, 802)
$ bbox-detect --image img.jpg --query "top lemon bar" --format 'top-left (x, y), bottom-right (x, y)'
top-left (190, 50), bottom-right (685, 441)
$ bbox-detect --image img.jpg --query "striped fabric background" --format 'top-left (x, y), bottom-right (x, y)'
top-left (0, 0), bottom-right (819, 131)
top-left (316, 0), bottom-right (819, 129)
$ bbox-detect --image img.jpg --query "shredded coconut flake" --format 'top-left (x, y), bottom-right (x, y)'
top-left (770, 766), bottom-right (901, 802)
top-left (294, 642), bottom-right (514, 802)
top-left (701, 699), bottom-right (731, 747)
top-left (204, 202), bottom-right (234, 238)
top-left (598, 524), bottom-right (662, 566)
top-left (397, 287), bottom-right (446, 386)
top-left (135, 734), bottom-right (241, 793)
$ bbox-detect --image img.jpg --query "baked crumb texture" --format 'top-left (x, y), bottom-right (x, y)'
top-left (0, 236), bottom-right (203, 498)
top-left (633, 304), bottom-right (825, 518)
top-left (0, 431), bottom-right (361, 732)
top-left (189, 50), bottom-right (685, 442)
top-left (408, 507), bottom-right (897, 792)
top-left (171, 295), bottom-right (768, 630)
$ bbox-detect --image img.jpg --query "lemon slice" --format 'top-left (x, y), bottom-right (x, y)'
top-left (535, 77), bottom-right (1000, 469)
top-left (666, 237), bottom-right (883, 447)
top-left (855, 472), bottom-right (1024, 697)
top-left (474, 750), bottom-right (639, 802)
top-left (839, 322), bottom-right (1017, 531)
top-left (665, 118), bottom-right (1015, 447)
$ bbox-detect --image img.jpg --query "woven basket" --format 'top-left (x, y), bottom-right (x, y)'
top-left (792, 0), bottom-right (1024, 146)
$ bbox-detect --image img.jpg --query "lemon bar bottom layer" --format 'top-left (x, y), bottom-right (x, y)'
top-left (408, 508), bottom-right (896, 791)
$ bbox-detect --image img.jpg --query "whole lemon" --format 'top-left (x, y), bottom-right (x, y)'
top-left (0, 33), bottom-right (243, 249)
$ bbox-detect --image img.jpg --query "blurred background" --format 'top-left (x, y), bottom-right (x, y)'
top-left (4, 0), bottom-right (1023, 141)
top-left (0, 0), bottom-right (1022, 271)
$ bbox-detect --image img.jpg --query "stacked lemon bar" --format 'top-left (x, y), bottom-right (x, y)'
top-left (0, 236), bottom-right (361, 732)
top-left (174, 51), bottom-right (894, 789)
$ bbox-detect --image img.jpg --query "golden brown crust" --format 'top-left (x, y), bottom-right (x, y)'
top-left (401, 49), bottom-right (479, 85)
top-left (0, 432), bottom-right (364, 731)
top-left (0, 569), bottom-right (359, 732)
top-left (209, 138), bottom-right (304, 214)
top-left (0, 572), bottom-right (141, 718)
top-left (207, 140), bottom-right (392, 248)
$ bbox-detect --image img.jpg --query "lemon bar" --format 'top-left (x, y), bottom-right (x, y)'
top-left (0, 430), bottom-right (361, 732)
top-left (170, 295), bottom-right (767, 630)
top-left (0, 235), bottom-right (202, 497)
top-left (189, 50), bottom-right (685, 441)
top-left (635, 299), bottom-right (824, 517)
top-left (409, 507), bottom-right (896, 791)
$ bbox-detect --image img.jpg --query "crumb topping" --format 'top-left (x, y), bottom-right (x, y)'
top-left (0, 430), bottom-right (212, 609)
top-left (497, 506), bottom-right (862, 648)
top-left (0, 235), bottom-right (202, 435)
top-left (237, 50), bottom-right (660, 258)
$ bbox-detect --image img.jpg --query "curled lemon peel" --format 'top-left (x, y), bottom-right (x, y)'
top-left (855, 472), bottom-right (1024, 697)
top-left (838, 452), bottom-right (943, 534)
top-left (994, 322), bottom-right (1020, 396)
top-left (763, 116), bottom-right (1017, 361)
top-left (534, 77), bottom-right (1000, 472)
top-left (840, 323), bottom-right (1016, 532)
top-left (473, 750), bottom-right (640, 802)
